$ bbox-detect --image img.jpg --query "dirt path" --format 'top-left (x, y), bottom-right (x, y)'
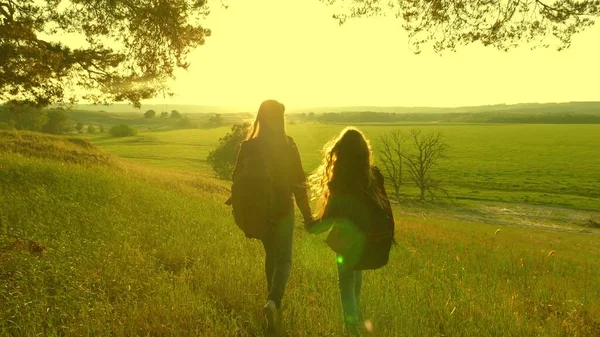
top-left (400, 200), bottom-right (600, 236)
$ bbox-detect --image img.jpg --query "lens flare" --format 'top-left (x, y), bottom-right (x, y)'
top-left (364, 319), bottom-right (374, 334)
top-left (337, 256), bottom-right (344, 264)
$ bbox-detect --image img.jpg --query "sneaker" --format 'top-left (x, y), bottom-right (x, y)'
top-left (263, 300), bottom-right (278, 332)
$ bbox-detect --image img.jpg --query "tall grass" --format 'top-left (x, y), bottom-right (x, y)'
top-left (1, 131), bottom-right (599, 336)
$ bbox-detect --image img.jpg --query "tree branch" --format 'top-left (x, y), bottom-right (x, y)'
top-left (535, 0), bottom-right (574, 14)
top-left (0, 2), bottom-right (13, 21)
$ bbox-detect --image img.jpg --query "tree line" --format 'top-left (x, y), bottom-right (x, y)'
top-left (0, 103), bottom-right (80, 134)
top-left (292, 110), bottom-right (600, 124)
top-left (0, 102), bottom-right (142, 137)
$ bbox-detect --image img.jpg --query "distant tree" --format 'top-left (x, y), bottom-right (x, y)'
top-left (207, 113), bottom-right (224, 127)
top-left (207, 123), bottom-right (250, 180)
top-left (87, 125), bottom-right (97, 134)
top-left (160, 111), bottom-right (169, 119)
top-left (325, 0), bottom-right (600, 53)
top-left (41, 109), bottom-right (70, 134)
top-left (0, 102), bottom-right (47, 132)
top-left (0, 106), bottom-right (16, 130)
top-left (109, 124), bottom-right (137, 137)
top-left (174, 116), bottom-right (195, 129)
top-left (99, 125), bottom-right (105, 133)
top-left (403, 129), bottom-right (449, 201)
top-left (377, 130), bottom-right (407, 202)
top-left (170, 110), bottom-right (181, 119)
top-left (0, 121), bottom-right (15, 130)
top-left (1, 0), bottom-right (211, 107)
top-left (75, 122), bottom-right (84, 133)
top-left (144, 110), bottom-right (157, 119)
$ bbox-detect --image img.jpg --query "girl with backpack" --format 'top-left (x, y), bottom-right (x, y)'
top-left (229, 100), bottom-right (313, 333)
top-left (306, 127), bottom-right (395, 337)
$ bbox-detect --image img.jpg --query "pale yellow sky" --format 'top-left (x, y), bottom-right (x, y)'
top-left (84, 0), bottom-right (600, 108)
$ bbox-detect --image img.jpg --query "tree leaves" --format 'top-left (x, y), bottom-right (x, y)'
top-left (323, 0), bottom-right (600, 53)
top-left (1, 0), bottom-right (211, 107)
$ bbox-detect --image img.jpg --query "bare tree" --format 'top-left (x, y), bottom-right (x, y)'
top-left (403, 129), bottom-right (449, 201)
top-left (377, 130), bottom-right (407, 202)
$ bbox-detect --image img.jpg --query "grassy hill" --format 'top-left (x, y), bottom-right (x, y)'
top-left (1, 131), bottom-right (599, 336)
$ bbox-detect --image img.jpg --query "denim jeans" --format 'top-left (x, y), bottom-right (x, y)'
top-left (337, 257), bottom-right (363, 329)
top-left (261, 211), bottom-right (294, 308)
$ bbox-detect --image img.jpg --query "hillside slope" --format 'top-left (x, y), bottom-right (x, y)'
top-left (0, 130), bottom-right (115, 166)
top-left (0, 132), bottom-right (254, 336)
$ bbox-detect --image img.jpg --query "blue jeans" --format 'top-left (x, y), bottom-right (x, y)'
top-left (261, 211), bottom-right (294, 308)
top-left (337, 257), bottom-right (363, 328)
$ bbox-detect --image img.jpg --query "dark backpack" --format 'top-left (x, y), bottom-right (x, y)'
top-left (324, 168), bottom-right (395, 270)
top-left (352, 189), bottom-right (395, 270)
top-left (230, 140), bottom-right (274, 239)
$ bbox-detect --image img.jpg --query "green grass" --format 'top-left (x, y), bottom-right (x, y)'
top-left (292, 123), bottom-right (600, 210)
top-left (88, 123), bottom-right (600, 211)
top-left (1, 131), bottom-right (600, 336)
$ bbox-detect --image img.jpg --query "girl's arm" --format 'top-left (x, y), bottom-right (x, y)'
top-left (373, 166), bottom-right (395, 222)
top-left (232, 141), bottom-right (248, 182)
top-left (225, 141), bottom-right (247, 205)
top-left (289, 138), bottom-right (313, 223)
top-left (305, 193), bottom-right (341, 234)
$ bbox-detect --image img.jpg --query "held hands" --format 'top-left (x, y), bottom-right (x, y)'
top-left (303, 216), bottom-right (318, 233)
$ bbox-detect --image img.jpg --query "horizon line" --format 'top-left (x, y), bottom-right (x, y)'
top-left (73, 100), bottom-right (600, 110)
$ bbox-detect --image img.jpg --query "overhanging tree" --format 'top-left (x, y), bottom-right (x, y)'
top-left (1, 0), bottom-right (211, 107)
top-left (323, 0), bottom-right (600, 53)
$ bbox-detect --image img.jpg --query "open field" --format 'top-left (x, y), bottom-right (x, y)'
top-left (1, 130), bottom-right (600, 336)
top-left (89, 123), bottom-right (600, 213)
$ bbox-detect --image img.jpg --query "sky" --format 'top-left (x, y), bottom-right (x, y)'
top-left (140, 0), bottom-right (600, 109)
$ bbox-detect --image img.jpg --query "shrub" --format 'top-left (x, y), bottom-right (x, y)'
top-left (207, 123), bottom-right (249, 180)
top-left (144, 110), bottom-right (156, 118)
top-left (75, 122), bottom-right (84, 133)
top-left (206, 113), bottom-right (223, 127)
top-left (174, 116), bottom-right (195, 129)
top-left (0, 121), bottom-right (15, 130)
top-left (109, 124), bottom-right (137, 137)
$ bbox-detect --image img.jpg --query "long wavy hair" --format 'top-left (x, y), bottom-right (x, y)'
top-left (309, 127), bottom-right (386, 218)
top-left (246, 100), bottom-right (287, 145)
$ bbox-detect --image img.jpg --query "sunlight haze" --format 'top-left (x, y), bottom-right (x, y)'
top-left (67, 0), bottom-right (600, 109)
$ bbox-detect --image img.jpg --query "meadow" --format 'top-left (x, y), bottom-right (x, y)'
top-left (90, 122), bottom-right (600, 212)
top-left (1, 122), bottom-right (599, 336)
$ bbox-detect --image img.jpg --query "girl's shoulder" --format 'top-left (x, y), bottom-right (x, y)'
top-left (286, 136), bottom-right (297, 148)
top-left (242, 137), bottom-right (264, 148)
